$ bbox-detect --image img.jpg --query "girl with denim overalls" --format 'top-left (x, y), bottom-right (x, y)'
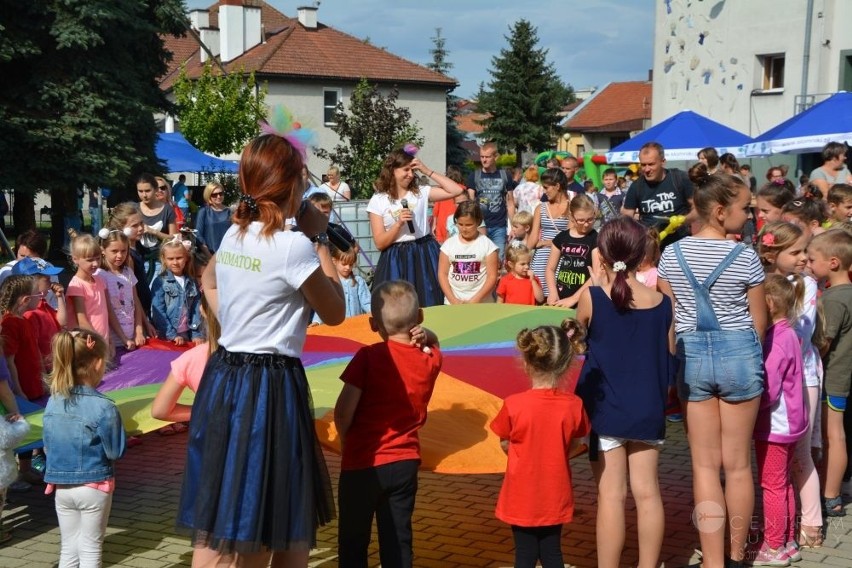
top-left (657, 163), bottom-right (767, 568)
top-left (151, 236), bottom-right (203, 346)
top-left (43, 329), bottom-right (127, 567)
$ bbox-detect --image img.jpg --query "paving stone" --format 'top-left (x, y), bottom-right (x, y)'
top-left (2, 424), bottom-right (849, 567)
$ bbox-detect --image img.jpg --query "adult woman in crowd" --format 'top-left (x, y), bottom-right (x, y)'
top-left (367, 147), bottom-right (467, 307)
top-left (697, 147), bottom-right (720, 174)
top-left (527, 168), bottom-right (571, 300)
top-left (137, 174), bottom-right (178, 283)
top-left (194, 181), bottom-right (232, 254)
top-left (155, 177), bottom-right (185, 231)
top-left (513, 164), bottom-right (544, 214)
top-left (180, 130), bottom-right (344, 567)
top-left (320, 166), bottom-right (351, 201)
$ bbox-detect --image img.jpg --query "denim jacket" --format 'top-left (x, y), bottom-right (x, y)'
top-left (43, 385), bottom-right (127, 484)
top-left (151, 271), bottom-right (203, 340)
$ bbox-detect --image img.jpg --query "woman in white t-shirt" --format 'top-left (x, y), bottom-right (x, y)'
top-left (368, 147), bottom-right (467, 307)
top-left (319, 166), bottom-right (351, 201)
top-left (179, 132), bottom-right (345, 567)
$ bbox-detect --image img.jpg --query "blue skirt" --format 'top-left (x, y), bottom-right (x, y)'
top-left (177, 348), bottom-right (334, 554)
top-left (372, 236), bottom-right (444, 307)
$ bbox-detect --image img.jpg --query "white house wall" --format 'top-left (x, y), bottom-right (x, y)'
top-left (264, 80), bottom-right (448, 184)
top-left (652, 0), bottom-right (851, 137)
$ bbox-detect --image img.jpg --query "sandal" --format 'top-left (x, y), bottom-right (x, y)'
top-left (798, 525), bottom-right (823, 548)
top-left (824, 495), bottom-right (845, 517)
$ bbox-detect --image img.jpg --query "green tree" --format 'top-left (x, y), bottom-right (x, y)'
top-left (316, 78), bottom-right (423, 199)
top-left (173, 61), bottom-right (267, 156)
top-left (426, 28), bottom-right (467, 170)
top-left (0, 0), bottom-right (185, 248)
top-left (478, 19), bottom-right (573, 164)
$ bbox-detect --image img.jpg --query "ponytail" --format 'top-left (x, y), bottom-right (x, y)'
top-left (49, 329), bottom-right (110, 397)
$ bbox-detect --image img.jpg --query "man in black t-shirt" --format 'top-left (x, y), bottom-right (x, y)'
top-left (621, 142), bottom-right (693, 248)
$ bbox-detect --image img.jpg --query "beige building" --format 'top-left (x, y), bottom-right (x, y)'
top-left (159, 1), bottom-right (455, 186)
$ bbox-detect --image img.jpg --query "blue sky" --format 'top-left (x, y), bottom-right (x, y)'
top-left (185, 0), bottom-right (655, 98)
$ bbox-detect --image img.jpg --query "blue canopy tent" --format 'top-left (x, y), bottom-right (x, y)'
top-left (155, 132), bottom-right (239, 173)
top-left (606, 110), bottom-right (753, 163)
top-left (745, 91), bottom-right (852, 156)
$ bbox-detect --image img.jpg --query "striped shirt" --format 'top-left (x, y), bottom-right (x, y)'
top-left (658, 237), bottom-right (764, 333)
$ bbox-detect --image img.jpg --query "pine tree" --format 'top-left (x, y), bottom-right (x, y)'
top-left (0, 0), bottom-right (186, 237)
top-left (478, 19), bottom-right (573, 164)
top-left (426, 28), bottom-right (468, 170)
top-left (315, 78), bottom-right (423, 199)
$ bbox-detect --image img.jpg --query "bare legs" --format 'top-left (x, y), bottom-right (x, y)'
top-left (683, 396), bottom-right (760, 568)
top-left (592, 442), bottom-right (664, 568)
top-left (823, 407), bottom-right (847, 514)
top-left (192, 546), bottom-right (309, 568)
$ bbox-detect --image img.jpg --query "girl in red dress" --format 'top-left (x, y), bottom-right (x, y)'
top-left (491, 319), bottom-right (590, 568)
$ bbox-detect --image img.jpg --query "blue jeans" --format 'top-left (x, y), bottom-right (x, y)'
top-left (486, 225), bottom-right (507, 263)
top-left (89, 206), bottom-right (102, 234)
top-left (676, 329), bottom-right (764, 402)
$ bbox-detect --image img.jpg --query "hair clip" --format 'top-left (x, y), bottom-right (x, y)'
top-left (98, 227), bottom-right (134, 240)
top-left (166, 234), bottom-right (192, 251)
top-left (403, 143), bottom-right (419, 157)
top-left (85, 334), bottom-right (96, 351)
top-left (761, 232), bottom-right (776, 246)
top-left (612, 261), bottom-right (627, 272)
top-left (566, 328), bottom-right (575, 339)
top-left (258, 105), bottom-right (315, 160)
top-left (510, 240), bottom-right (524, 249)
top-left (239, 193), bottom-right (259, 214)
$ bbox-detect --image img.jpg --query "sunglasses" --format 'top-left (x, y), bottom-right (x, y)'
top-left (157, 185), bottom-right (167, 190)
top-left (25, 291), bottom-right (46, 299)
top-left (210, 192), bottom-right (224, 197)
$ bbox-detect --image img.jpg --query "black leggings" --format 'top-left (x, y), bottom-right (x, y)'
top-left (511, 524), bottom-right (564, 568)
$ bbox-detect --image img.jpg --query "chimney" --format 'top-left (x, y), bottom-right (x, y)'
top-left (218, 1), bottom-right (263, 62)
top-left (189, 9), bottom-right (209, 30)
top-left (297, 6), bottom-right (318, 29)
top-left (199, 27), bottom-right (220, 63)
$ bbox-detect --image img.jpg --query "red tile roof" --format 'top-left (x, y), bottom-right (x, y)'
top-left (456, 112), bottom-right (488, 135)
top-left (563, 81), bottom-right (652, 133)
top-left (160, 1), bottom-right (456, 91)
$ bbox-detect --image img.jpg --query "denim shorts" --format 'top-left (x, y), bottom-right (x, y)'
top-left (676, 329), bottom-right (764, 402)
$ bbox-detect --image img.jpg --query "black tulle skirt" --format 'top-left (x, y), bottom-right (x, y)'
top-left (372, 235), bottom-right (444, 307)
top-left (177, 348), bottom-right (334, 554)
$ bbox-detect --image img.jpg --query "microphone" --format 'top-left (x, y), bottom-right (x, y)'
top-left (400, 198), bottom-right (415, 233)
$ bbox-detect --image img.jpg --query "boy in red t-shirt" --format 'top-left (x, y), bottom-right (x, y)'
top-left (334, 280), bottom-right (442, 568)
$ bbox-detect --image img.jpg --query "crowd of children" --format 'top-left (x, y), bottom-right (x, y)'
top-left (2, 131), bottom-right (852, 568)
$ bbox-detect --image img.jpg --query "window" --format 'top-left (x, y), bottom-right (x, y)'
top-left (760, 54), bottom-right (785, 90)
top-left (323, 88), bottom-right (341, 125)
top-left (576, 144), bottom-right (586, 157)
top-left (609, 136), bottom-right (628, 148)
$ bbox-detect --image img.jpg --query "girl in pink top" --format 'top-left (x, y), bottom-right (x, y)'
top-left (151, 295), bottom-right (219, 424)
top-left (66, 233), bottom-right (110, 345)
top-left (752, 275), bottom-right (808, 565)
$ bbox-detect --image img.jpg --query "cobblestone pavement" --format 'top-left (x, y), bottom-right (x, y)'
top-left (2, 424), bottom-right (850, 567)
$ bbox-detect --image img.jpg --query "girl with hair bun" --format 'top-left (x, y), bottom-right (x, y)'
top-left (781, 186), bottom-right (827, 238)
top-left (657, 162), bottom-right (767, 567)
top-left (490, 319), bottom-right (590, 568)
top-left (575, 216), bottom-right (675, 568)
